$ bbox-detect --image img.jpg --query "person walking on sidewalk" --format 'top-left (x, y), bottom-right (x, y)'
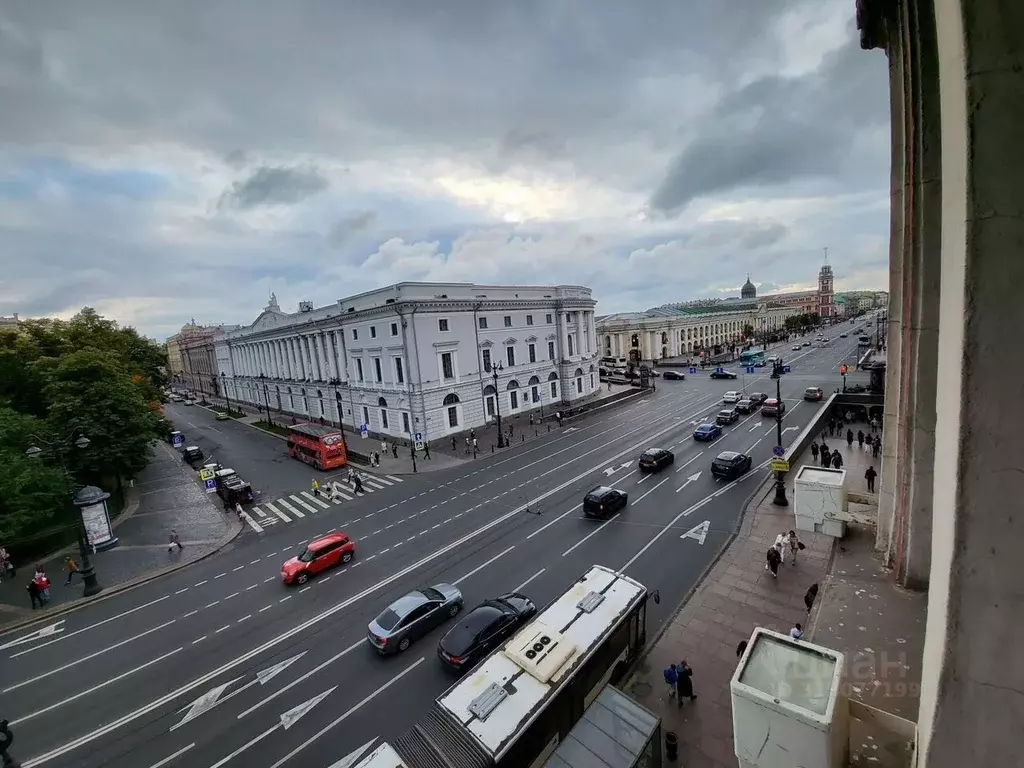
top-left (804, 583), bottom-right (820, 613)
top-left (63, 555), bottom-right (80, 586)
top-left (820, 445), bottom-right (831, 468)
top-left (766, 546), bottom-right (781, 578)
top-left (831, 451), bottom-right (844, 470)
top-left (774, 533), bottom-right (788, 566)
top-left (810, 440), bottom-right (819, 463)
top-left (846, 428), bottom-right (854, 448)
top-left (675, 661), bottom-right (696, 706)
top-left (788, 530), bottom-right (804, 564)
top-left (168, 530), bottom-right (183, 552)
top-left (857, 429), bottom-right (865, 450)
top-left (865, 465), bottom-right (878, 493)
top-left (790, 623), bottom-right (804, 640)
top-left (392, 443), bottom-right (398, 459)
top-left (27, 579), bottom-right (42, 609)
top-left (663, 663), bottom-right (678, 700)
top-left (872, 434), bottom-right (881, 458)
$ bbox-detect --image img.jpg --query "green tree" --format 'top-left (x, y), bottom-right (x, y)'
top-left (43, 349), bottom-right (161, 483)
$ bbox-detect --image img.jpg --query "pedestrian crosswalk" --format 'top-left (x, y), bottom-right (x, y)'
top-left (241, 473), bottom-right (403, 533)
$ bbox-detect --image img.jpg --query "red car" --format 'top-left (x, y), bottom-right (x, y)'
top-left (281, 533), bottom-right (355, 585)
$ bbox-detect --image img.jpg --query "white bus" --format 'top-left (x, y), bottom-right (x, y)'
top-left (352, 565), bottom-right (658, 768)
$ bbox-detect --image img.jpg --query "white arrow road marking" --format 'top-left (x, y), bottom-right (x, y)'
top-left (170, 652), bottom-right (307, 731)
top-left (681, 520), bottom-right (711, 545)
top-left (748, 424), bottom-right (760, 432)
top-left (675, 471), bottom-right (702, 493)
top-left (268, 659), bottom-right (424, 768)
top-left (783, 426), bottom-right (799, 435)
top-left (564, 427), bottom-right (580, 433)
top-left (602, 461), bottom-right (632, 477)
top-left (328, 739), bottom-right (379, 768)
top-left (0, 621), bottom-right (65, 651)
top-left (209, 687), bottom-right (337, 768)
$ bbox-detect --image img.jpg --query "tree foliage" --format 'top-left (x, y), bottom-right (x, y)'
top-left (0, 308), bottom-right (168, 553)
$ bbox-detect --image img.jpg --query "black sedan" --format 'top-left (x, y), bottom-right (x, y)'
top-left (583, 486), bottom-right (629, 519)
top-left (639, 448), bottom-right (674, 472)
top-left (662, 370), bottom-right (686, 380)
top-left (748, 392), bottom-right (769, 405)
top-left (711, 451), bottom-right (754, 480)
top-left (367, 584), bottom-right (464, 655)
top-left (715, 408), bottom-right (739, 426)
top-left (735, 398), bottom-right (755, 414)
top-left (437, 593), bottom-right (537, 673)
top-left (709, 369), bottom-right (739, 380)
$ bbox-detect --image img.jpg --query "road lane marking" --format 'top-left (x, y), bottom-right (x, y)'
top-left (147, 743), bottom-right (195, 768)
top-left (301, 491), bottom-right (331, 509)
top-left (232, 566), bottom-right (244, 572)
top-left (527, 504), bottom-right (583, 539)
top-left (4, 620), bottom-right (176, 693)
top-left (259, 605), bottom-right (272, 613)
top-left (674, 452), bottom-right (704, 473)
top-left (174, 588), bottom-right (189, 595)
top-left (214, 573), bottom-right (226, 579)
top-left (194, 580), bottom-right (207, 587)
top-left (224, 592), bottom-right (240, 600)
top-left (277, 498), bottom-right (306, 518)
top-left (514, 568), bottom-right (546, 593)
top-left (204, 601), bottom-right (219, 609)
top-left (453, 546), bottom-right (515, 586)
top-left (193, 636), bottom-right (206, 644)
top-left (266, 502), bottom-right (291, 522)
top-left (9, 647), bottom-right (183, 727)
top-left (241, 512), bottom-right (263, 533)
top-left (562, 515), bottom-right (618, 558)
top-left (183, 610), bottom-right (198, 619)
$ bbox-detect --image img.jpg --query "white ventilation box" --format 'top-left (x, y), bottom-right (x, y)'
top-left (794, 465), bottom-right (848, 538)
top-left (505, 622), bottom-right (577, 684)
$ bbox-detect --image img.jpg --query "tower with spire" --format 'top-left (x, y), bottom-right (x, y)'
top-left (818, 248), bottom-right (835, 318)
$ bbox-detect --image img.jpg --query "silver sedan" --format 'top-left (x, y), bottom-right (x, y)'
top-left (367, 583), bottom-right (464, 655)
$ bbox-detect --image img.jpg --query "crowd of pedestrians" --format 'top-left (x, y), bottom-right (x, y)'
top-left (808, 408), bottom-right (884, 495)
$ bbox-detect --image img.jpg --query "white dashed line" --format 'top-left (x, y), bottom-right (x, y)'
top-left (259, 605), bottom-right (272, 613)
top-left (215, 625), bottom-right (230, 634)
top-left (214, 573), bottom-right (226, 580)
top-left (204, 601), bottom-right (219, 609)
top-left (279, 596), bottom-right (291, 603)
top-left (194, 580), bottom-right (207, 587)
top-left (237, 615), bottom-right (252, 624)
top-left (183, 610), bottom-right (198, 619)
top-left (224, 592), bottom-right (239, 600)
top-left (232, 566), bottom-right (244, 572)
top-left (174, 588), bottom-right (189, 595)
top-left (192, 636), bottom-right (207, 645)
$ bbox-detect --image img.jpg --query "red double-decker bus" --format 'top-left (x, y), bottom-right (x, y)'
top-left (286, 423), bottom-right (348, 471)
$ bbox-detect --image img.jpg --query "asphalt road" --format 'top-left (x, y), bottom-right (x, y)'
top-left (0, 321), bottom-right (875, 768)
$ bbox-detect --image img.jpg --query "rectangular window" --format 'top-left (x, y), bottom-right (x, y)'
top-left (441, 352), bottom-right (454, 379)
top-left (401, 412), bottom-right (411, 433)
top-left (438, 318), bottom-right (450, 332)
top-left (510, 391), bottom-right (519, 410)
top-left (528, 343), bottom-right (536, 363)
top-left (506, 346), bottom-right (515, 367)
top-left (352, 328), bottom-right (359, 341)
top-left (356, 359), bottom-right (364, 382)
top-left (390, 322), bottom-right (399, 337)
top-left (486, 396), bottom-right (495, 417)
top-left (482, 348), bottom-right (492, 372)
top-left (576, 377), bottom-right (583, 394)
top-left (548, 341), bottom-right (555, 360)
top-left (504, 315), bottom-right (512, 327)
top-left (550, 381), bottom-right (558, 399)
top-left (546, 313), bottom-right (553, 324)
top-left (370, 326), bottom-right (377, 339)
top-left (380, 409), bottom-right (389, 430)
top-left (394, 357), bottom-right (405, 384)
top-left (447, 405), bottom-right (459, 428)
top-left (373, 357), bottom-right (383, 383)
top-left (361, 406), bottom-right (369, 427)
top-left (590, 373), bottom-right (595, 389)
top-left (531, 385), bottom-right (539, 403)
top-left (526, 315), bottom-right (534, 326)
top-left (567, 335), bottom-right (574, 356)
top-left (478, 316), bottom-right (488, 330)
top-left (565, 313), bottom-right (571, 323)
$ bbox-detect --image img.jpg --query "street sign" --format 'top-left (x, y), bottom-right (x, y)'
top-left (770, 458), bottom-right (790, 473)
top-left (199, 468), bottom-right (215, 482)
top-left (203, 478), bottom-right (217, 494)
top-left (171, 432), bottom-right (184, 448)
top-left (414, 432), bottom-right (422, 442)
top-left (359, 424), bottom-right (369, 438)
top-left (414, 440), bottom-right (425, 451)
top-left (773, 445), bottom-right (785, 457)
top-left (839, 364), bottom-right (848, 375)
top-left (745, 366), bottom-right (755, 374)
top-left (782, 365), bottom-right (792, 374)
top-left (715, 367), bottom-right (724, 374)
top-left (688, 367), bottom-right (697, 374)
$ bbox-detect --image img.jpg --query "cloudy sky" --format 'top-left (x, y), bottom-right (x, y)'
top-left (0, 0), bottom-right (890, 340)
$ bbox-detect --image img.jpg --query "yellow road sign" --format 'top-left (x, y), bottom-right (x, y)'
top-left (770, 459), bottom-right (790, 473)
top-left (198, 468), bottom-right (215, 482)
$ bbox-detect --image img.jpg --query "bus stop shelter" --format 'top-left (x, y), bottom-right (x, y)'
top-left (543, 686), bottom-right (662, 768)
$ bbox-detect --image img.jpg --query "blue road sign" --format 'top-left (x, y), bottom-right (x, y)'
top-left (414, 432), bottom-right (423, 442)
top-left (745, 366), bottom-right (755, 374)
top-left (359, 424), bottom-right (369, 438)
top-left (203, 478), bottom-right (217, 493)
top-left (171, 433), bottom-right (183, 448)
top-left (715, 367), bottom-right (724, 374)
top-left (688, 367), bottom-right (698, 374)
top-left (773, 445), bottom-right (785, 457)
top-left (783, 365), bottom-right (792, 374)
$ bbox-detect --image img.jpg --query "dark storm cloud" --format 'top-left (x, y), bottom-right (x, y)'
top-left (327, 210), bottom-right (378, 249)
top-left (219, 166), bottom-right (329, 209)
top-left (650, 35), bottom-right (890, 213)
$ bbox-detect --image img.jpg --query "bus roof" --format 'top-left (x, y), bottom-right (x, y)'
top-left (434, 565), bottom-right (647, 761)
top-left (288, 422), bottom-right (342, 439)
top-left (354, 743), bottom-right (408, 768)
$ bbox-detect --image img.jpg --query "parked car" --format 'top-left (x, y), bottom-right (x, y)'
top-left (583, 486), bottom-right (629, 519)
top-left (693, 423), bottom-right (723, 442)
top-left (840, 333), bottom-right (849, 338)
top-left (711, 451), bottom-right (754, 480)
top-left (709, 370), bottom-right (739, 380)
top-left (761, 398), bottom-right (786, 417)
top-left (662, 370), bottom-right (685, 380)
top-left (281, 533), bottom-right (355, 585)
top-left (367, 584), bottom-right (464, 655)
top-left (735, 398), bottom-right (755, 414)
top-left (722, 390), bottom-right (741, 404)
top-left (638, 448), bottom-right (675, 472)
top-left (715, 408), bottom-right (739, 426)
top-left (437, 593), bottom-right (537, 673)
top-left (215, 412), bottom-right (231, 421)
top-left (182, 445), bottom-right (204, 465)
top-left (804, 387), bottom-right (824, 401)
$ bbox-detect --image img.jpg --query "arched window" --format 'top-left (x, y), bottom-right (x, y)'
top-left (574, 368), bottom-right (584, 377)
top-left (507, 380), bottom-right (520, 391)
top-left (483, 384), bottom-right (497, 419)
top-left (589, 364), bottom-right (595, 372)
top-left (443, 393), bottom-right (460, 406)
top-left (483, 384), bottom-right (496, 396)
top-left (378, 397), bottom-right (388, 408)
top-left (574, 367), bottom-right (584, 395)
top-left (548, 372), bottom-right (559, 380)
top-left (528, 375), bottom-right (541, 386)
top-left (661, 331), bottom-right (668, 343)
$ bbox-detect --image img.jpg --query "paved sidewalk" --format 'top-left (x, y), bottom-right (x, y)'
top-left (0, 440), bottom-right (241, 628)
top-left (622, 454), bottom-right (835, 767)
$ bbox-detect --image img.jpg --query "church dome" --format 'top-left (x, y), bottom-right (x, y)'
top-left (741, 275), bottom-right (757, 299)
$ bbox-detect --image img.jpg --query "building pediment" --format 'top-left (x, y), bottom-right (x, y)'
top-left (546, 333), bottom-right (557, 341)
top-left (478, 339), bottom-right (495, 348)
top-left (503, 337), bottom-right (518, 345)
top-left (525, 335), bottom-right (538, 343)
top-left (433, 340), bottom-right (459, 351)
top-left (249, 309), bottom-right (290, 333)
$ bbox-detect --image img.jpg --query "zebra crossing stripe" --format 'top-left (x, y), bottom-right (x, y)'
top-left (265, 502), bottom-right (292, 522)
top-left (371, 476), bottom-right (394, 486)
top-left (385, 475), bottom-right (404, 483)
top-left (241, 511), bottom-right (263, 533)
top-left (291, 495), bottom-right (319, 514)
top-left (332, 488), bottom-right (354, 502)
top-left (301, 491), bottom-right (331, 509)
top-left (277, 498), bottom-right (305, 518)
top-left (253, 507), bottom-right (268, 518)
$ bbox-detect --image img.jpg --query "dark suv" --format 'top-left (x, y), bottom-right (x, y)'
top-left (748, 392), bottom-right (769, 406)
top-left (711, 451), bottom-right (753, 480)
top-left (638, 448), bottom-right (674, 472)
top-left (583, 486), bottom-right (629, 519)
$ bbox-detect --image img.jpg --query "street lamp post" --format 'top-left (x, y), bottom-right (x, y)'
top-left (491, 362), bottom-right (506, 448)
top-left (221, 372), bottom-right (232, 416)
top-left (258, 373), bottom-right (273, 427)
top-left (25, 432), bottom-right (104, 596)
top-left (771, 362), bottom-right (789, 507)
top-left (328, 377), bottom-right (350, 455)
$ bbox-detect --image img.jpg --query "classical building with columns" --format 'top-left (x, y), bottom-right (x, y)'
top-left (214, 283), bottom-right (600, 443)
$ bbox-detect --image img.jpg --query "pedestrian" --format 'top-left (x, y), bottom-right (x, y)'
top-left (235, 501), bottom-right (244, 517)
top-left (846, 428), bottom-right (854, 447)
top-left (831, 451), bottom-right (843, 470)
top-left (675, 661), bottom-right (696, 705)
top-left (788, 530), bottom-right (804, 564)
top-left (381, 439), bottom-right (387, 456)
top-left (845, 409), bottom-right (853, 425)
top-left (663, 663), bottom-right (678, 699)
top-left (556, 411), bottom-right (563, 427)
top-left (857, 429), bottom-right (865, 450)
top-left (33, 567), bottom-right (51, 603)
top-left (472, 437), bottom-right (478, 453)
top-left (870, 416), bottom-right (880, 434)
top-left (27, 579), bottom-right (42, 609)
top-left (804, 582), bottom-right (820, 613)
top-left (168, 530), bottom-right (183, 552)
top-left (353, 475), bottom-right (364, 494)
top-left (790, 623), bottom-right (804, 640)
top-left (774, 533), bottom-right (788, 566)
top-left (465, 436), bottom-right (471, 455)
top-left (424, 443), bottom-right (431, 459)
top-left (865, 465), bottom-right (878, 493)
top-left (810, 440), bottom-right (819, 462)
top-left (766, 546), bottom-right (781, 577)
top-left (820, 445), bottom-right (831, 468)
top-left (508, 422), bottom-right (514, 438)
top-left (392, 443), bottom-right (398, 459)
top-left (347, 467), bottom-right (355, 486)
top-left (451, 436), bottom-right (457, 452)
top-left (312, 479), bottom-right (321, 497)
top-left (872, 434), bottom-right (881, 458)
top-left (736, 640), bottom-right (748, 659)
top-left (63, 555), bottom-right (80, 586)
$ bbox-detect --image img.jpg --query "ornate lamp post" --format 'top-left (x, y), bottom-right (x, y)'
top-left (257, 373), bottom-right (273, 427)
top-left (25, 432), bottom-right (106, 595)
top-left (771, 360), bottom-right (789, 507)
top-left (221, 371), bottom-right (233, 416)
top-left (491, 362), bottom-right (506, 448)
top-left (328, 376), bottom-right (350, 454)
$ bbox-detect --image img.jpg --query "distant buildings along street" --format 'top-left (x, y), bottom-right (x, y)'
top-left (207, 283), bottom-right (600, 443)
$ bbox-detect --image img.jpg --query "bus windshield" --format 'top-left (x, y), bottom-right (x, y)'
top-left (739, 350), bottom-right (764, 365)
